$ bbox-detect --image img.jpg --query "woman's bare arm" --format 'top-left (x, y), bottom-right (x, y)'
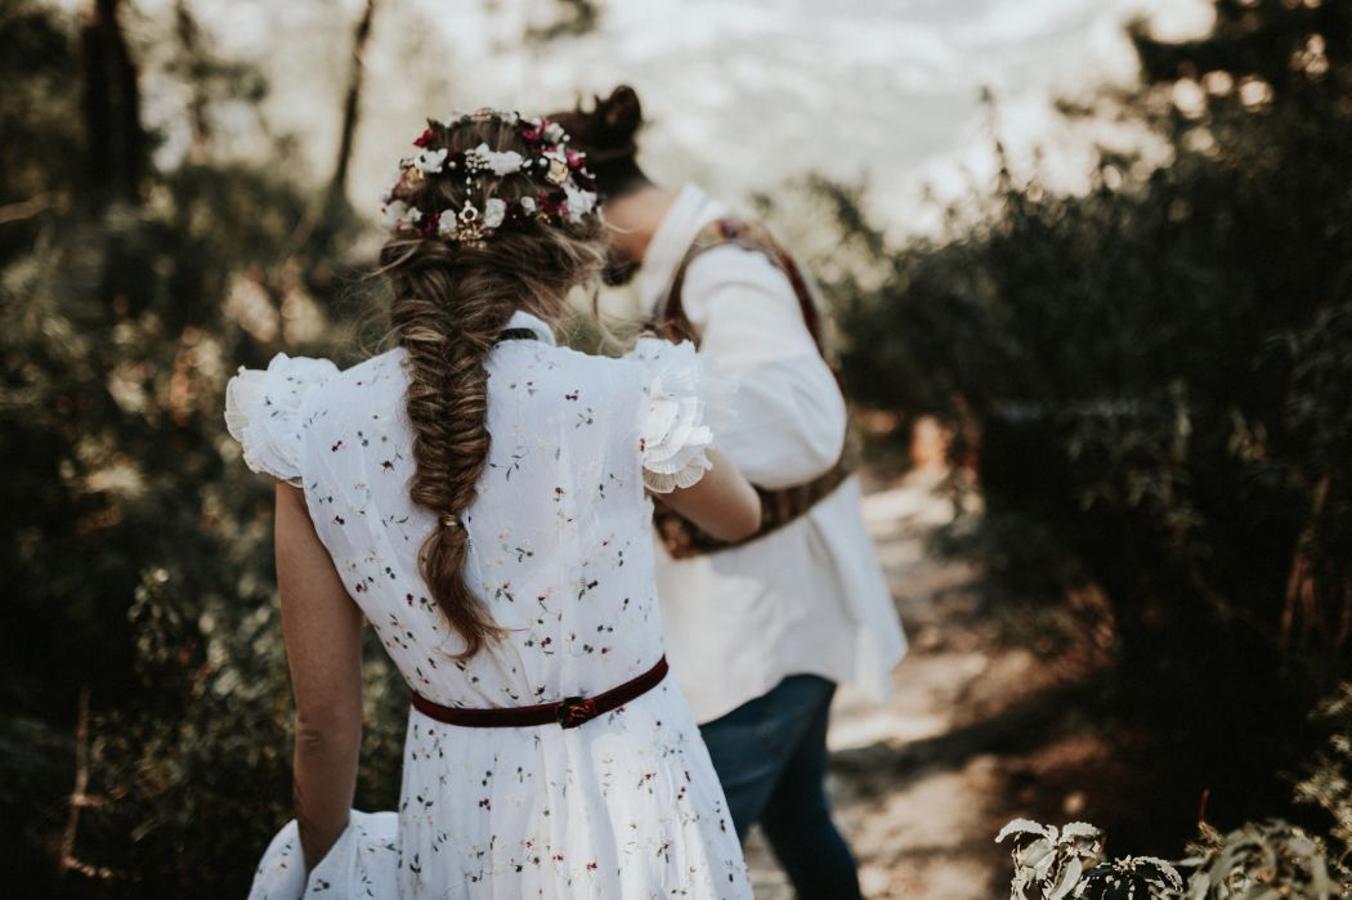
top-left (274, 482), bottom-right (365, 870)
top-left (658, 447), bottom-right (762, 542)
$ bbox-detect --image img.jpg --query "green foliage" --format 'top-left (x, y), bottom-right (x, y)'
top-left (0, 1), bottom-right (401, 893)
top-left (1295, 682), bottom-right (1352, 873)
top-left (999, 817), bottom-right (1346, 899)
top-left (997, 818), bottom-right (1109, 899)
top-left (1181, 819), bottom-right (1344, 899)
top-left (822, 0), bottom-right (1351, 851)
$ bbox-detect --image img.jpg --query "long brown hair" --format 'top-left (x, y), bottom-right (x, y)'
top-left (379, 116), bottom-right (604, 658)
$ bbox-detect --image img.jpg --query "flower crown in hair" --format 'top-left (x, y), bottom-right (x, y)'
top-left (378, 108), bottom-right (599, 245)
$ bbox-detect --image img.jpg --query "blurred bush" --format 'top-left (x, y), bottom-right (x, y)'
top-left (1296, 681), bottom-right (1352, 873)
top-left (821, 0), bottom-right (1350, 853)
top-left (0, 1), bottom-right (402, 894)
top-left (3, 0), bottom-right (598, 892)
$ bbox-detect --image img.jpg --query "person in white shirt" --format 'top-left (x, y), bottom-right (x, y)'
top-left (550, 87), bottom-right (907, 898)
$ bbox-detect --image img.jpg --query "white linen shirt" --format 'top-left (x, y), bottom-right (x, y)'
top-left (639, 184), bottom-right (908, 724)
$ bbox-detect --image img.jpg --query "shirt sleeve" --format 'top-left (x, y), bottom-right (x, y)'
top-left (626, 337), bottom-right (725, 494)
top-left (680, 245), bottom-right (848, 489)
top-left (224, 353), bottom-right (339, 486)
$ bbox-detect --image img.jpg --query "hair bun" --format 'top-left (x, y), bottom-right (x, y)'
top-left (597, 85), bottom-right (643, 143)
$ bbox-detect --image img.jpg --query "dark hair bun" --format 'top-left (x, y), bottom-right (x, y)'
top-left (597, 85), bottom-right (643, 143)
top-left (544, 85), bottom-right (647, 182)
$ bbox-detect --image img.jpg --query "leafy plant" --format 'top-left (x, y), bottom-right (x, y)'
top-left (1294, 682), bottom-right (1352, 873)
top-left (997, 819), bottom-right (1106, 899)
top-left (999, 819), bottom-right (1346, 899)
top-left (1077, 857), bottom-right (1184, 900)
top-left (1181, 820), bottom-right (1342, 900)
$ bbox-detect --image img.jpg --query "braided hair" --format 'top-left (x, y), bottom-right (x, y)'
top-left (379, 114), bottom-right (604, 658)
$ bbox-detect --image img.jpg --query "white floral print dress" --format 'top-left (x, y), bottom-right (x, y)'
top-left (225, 310), bottom-right (751, 899)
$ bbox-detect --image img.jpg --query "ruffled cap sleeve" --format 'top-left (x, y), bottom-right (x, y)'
top-left (224, 353), bottom-right (338, 485)
top-left (628, 337), bottom-right (732, 494)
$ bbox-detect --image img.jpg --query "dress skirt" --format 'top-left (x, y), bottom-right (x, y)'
top-left (247, 681), bottom-right (750, 899)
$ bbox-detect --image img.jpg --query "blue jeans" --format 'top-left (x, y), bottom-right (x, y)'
top-left (699, 675), bottom-right (862, 900)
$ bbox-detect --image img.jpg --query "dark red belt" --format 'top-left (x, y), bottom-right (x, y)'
top-left (410, 656), bottom-right (668, 730)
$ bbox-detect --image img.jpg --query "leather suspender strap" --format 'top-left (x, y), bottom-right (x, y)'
top-left (410, 656), bottom-right (669, 730)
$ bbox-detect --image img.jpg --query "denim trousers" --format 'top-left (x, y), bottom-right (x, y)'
top-left (699, 674), bottom-right (862, 900)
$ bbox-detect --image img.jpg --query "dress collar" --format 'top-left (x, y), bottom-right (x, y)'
top-left (636, 184), bottom-right (728, 316)
top-left (503, 309), bottom-right (558, 346)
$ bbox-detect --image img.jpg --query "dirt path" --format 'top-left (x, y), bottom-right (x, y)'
top-left (742, 468), bottom-right (1065, 898)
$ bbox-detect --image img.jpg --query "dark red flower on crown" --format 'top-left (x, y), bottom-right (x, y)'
top-left (419, 209), bottom-right (440, 238)
top-left (565, 148), bottom-right (586, 169)
top-left (539, 191), bottom-right (566, 217)
top-left (520, 117), bottom-right (548, 144)
top-left (413, 127), bottom-right (436, 148)
top-left (574, 169), bottom-right (597, 192)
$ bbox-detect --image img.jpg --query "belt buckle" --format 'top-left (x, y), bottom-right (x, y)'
top-left (556, 696), bottom-right (598, 729)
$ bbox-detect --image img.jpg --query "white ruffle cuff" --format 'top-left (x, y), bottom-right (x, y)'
top-left (630, 337), bottom-right (733, 494)
top-left (247, 810), bottom-right (399, 900)
top-left (224, 353), bottom-right (338, 486)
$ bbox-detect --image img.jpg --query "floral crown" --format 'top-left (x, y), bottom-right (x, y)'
top-left (378, 108), bottom-right (599, 245)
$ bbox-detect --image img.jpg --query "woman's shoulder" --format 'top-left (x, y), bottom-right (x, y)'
top-left (224, 349), bottom-right (405, 483)
top-left (494, 338), bottom-right (649, 395)
top-left (316, 347), bottom-right (407, 403)
top-left (514, 337), bottom-right (710, 404)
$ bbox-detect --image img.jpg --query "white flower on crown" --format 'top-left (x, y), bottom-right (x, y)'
top-left (466, 143), bottom-right (525, 176)
top-left (380, 165), bottom-right (403, 204)
top-left (436, 212), bottom-right (458, 239)
top-left (563, 183), bottom-right (597, 224)
top-left (543, 121), bottom-right (565, 143)
top-left (520, 196), bottom-right (537, 214)
top-left (408, 207), bottom-right (423, 225)
top-left (380, 200), bottom-right (409, 230)
top-left (414, 148), bottom-right (448, 174)
top-left (483, 198), bottom-right (507, 229)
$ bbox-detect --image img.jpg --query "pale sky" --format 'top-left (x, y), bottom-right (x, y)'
top-left (122, 0), bottom-right (1216, 235)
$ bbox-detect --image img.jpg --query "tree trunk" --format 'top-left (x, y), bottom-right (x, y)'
top-left (174, 0), bottom-right (211, 164)
top-left (79, 0), bottom-right (144, 207)
top-left (328, 0), bottom-right (378, 215)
